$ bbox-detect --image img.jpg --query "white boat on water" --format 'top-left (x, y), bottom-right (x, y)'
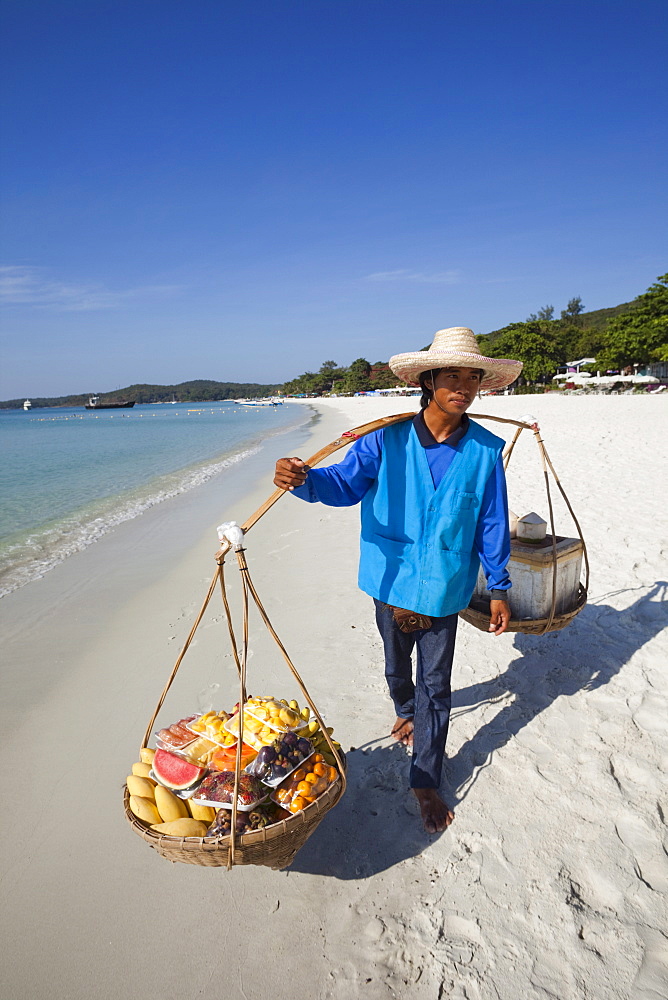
top-left (23, 399), bottom-right (32, 410)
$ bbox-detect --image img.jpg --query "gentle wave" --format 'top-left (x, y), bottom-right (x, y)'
top-left (0, 445), bottom-right (265, 598)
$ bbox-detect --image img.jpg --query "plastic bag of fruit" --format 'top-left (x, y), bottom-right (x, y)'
top-left (192, 771), bottom-right (267, 811)
top-left (271, 754), bottom-right (339, 814)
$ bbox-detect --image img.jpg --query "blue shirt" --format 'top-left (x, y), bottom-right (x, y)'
top-left (292, 412), bottom-right (511, 595)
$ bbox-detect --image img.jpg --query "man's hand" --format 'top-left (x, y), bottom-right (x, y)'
top-left (488, 599), bottom-right (511, 636)
top-left (274, 457), bottom-right (309, 491)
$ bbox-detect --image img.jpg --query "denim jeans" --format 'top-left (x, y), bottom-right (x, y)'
top-left (374, 599), bottom-right (458, 789)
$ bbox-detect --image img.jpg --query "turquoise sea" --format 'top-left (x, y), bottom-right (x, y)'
top-left (0, 401), bottom-right (308, 597)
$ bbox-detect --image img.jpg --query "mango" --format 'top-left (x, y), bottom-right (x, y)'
top-left (154, 785), bottom-right (189, 823)
top-left (139, 748), bottom-right (155, 765)
top-left (129, 794), bottom-right (162, 826)
top-left (151, 819), bottom-right (208, 838)
top-left (188, 801), bottom-right (216, 823)
top-left (126, 775), bottom-right (156, 799)
top-left (131, 761), bottom-right (153, 778)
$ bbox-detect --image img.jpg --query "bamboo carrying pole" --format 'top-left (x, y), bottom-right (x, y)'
top-left (144, 407), bottom-right (588, 755)
top-left (217, 408), bottom-right (588, 614)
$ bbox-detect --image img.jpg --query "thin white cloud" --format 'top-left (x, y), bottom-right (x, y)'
top-left (0, 266), bottom-right (184, 311)
top-left (364, 268), bottom-right (463, 285)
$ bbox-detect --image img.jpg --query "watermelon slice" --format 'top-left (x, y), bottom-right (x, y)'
top-left (153, 748), bottom-right (205, 790)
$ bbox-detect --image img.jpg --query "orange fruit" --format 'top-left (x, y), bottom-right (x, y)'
top-left (313, 763), bottom-right (327, 777)
top-left (290, 796), bottom-right (306, 812)
top-left (305, 773), bottom-right (318, 784)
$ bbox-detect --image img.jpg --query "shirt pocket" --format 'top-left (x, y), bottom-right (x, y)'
top-left (372, 533), bottom-right (412, 554)
top-left (449, 490), bottom-right (479, 512)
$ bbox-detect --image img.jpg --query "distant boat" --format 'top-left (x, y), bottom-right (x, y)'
top-left (23, 399), bottom-right (32, 410)
top-left (84, 395), bottom-right (135, 410)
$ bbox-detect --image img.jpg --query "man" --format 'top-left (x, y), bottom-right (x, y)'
top-left (274, 327), bottom-right (523, 834)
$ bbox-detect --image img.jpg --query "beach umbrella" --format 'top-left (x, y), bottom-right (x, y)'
top-left (553, 371), bottom-right (592, 380)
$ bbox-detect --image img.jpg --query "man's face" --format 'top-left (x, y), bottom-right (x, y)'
top-left (430, 366), bottom-right (482, 415)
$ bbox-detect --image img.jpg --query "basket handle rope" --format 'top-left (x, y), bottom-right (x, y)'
top-left (217, 540), bottom-right (348, 867)
top-left (469, 411), bottom-right (589, 634)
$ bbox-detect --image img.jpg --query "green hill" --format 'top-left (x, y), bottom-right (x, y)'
top-left (0, 379), bottom-right (282, 410)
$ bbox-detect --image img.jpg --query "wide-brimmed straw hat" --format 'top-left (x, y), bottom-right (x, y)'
top-left (389, 327), bottom-right (523, 391)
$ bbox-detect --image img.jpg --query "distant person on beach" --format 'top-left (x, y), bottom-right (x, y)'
top-left (274, 327), bottom-right (523, 834)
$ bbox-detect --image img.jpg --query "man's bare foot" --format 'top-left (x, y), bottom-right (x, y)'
top-left (413, 788), bottom-right (454, 833)
top-left (391, 716), bottom-right (414, 746)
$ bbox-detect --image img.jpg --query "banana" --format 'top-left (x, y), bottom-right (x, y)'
top-left (126, 775), bottom-right (156, 799)
top-left (307, 720), bottom-right (319, 735)
top-left (188, 801), bottom-right (216, 823)
top-left (289, 700), bottom-right (299, 711)
top-left (139, 747), bottom-right (155, 765)
top-left (300, 706), bottom-right (311, 722)
top-left (129, 795), bottom-right (162, 825)
top-left (151, 819), bottom-right (208, 837)
top-left (154, 785), bottom-right (189, 822)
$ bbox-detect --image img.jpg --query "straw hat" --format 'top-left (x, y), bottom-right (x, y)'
top-left (389, 327), bottom-right (523, 391)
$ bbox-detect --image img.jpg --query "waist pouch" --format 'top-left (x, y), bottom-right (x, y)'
top-left (388, 605), bottom-right (432, 633)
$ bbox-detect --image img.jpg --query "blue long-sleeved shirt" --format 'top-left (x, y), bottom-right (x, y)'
top-left (292, 412), bottom-right (511, 595)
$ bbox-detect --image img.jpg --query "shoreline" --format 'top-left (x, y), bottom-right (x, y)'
top-left (1, 394), bottom-right (666, 1000)
top-left (0, 401), bottom-right (311, 599)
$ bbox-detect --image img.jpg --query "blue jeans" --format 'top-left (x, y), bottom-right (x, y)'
top-left (374, 599), bottom-right (458, 789)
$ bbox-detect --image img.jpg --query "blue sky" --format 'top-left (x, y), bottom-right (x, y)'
top-left (1, 0), bottom-right (666, 397)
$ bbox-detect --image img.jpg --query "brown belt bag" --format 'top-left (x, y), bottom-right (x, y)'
top-left (388, 605), bottom-right (432, 633)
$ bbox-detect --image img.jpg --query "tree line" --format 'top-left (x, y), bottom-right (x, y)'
top-left (480, 274), bottom-right (667, 383)
top-left (282, 273), bottom-right (667, 393)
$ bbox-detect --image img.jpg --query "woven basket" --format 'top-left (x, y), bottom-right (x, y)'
top-left (459, 583), bottom-right (587, 635)
top-left (124, 756), bottom-right (345, 869)
top-left (124, 531), bottom-right (349, 870)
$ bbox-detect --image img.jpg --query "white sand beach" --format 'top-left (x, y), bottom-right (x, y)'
top-left (1, 394), bottom-right (667, 1000)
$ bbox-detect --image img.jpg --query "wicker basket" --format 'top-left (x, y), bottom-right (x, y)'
top-left (459, 583), bottom-right (587, 635)
top-left (124, 756), bottom-right (345, 869)
top-left (124, 534), bottom-right (348, 870)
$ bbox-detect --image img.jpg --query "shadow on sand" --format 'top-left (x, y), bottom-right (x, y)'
top-left (288, 582), bottom-right (667, 879)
